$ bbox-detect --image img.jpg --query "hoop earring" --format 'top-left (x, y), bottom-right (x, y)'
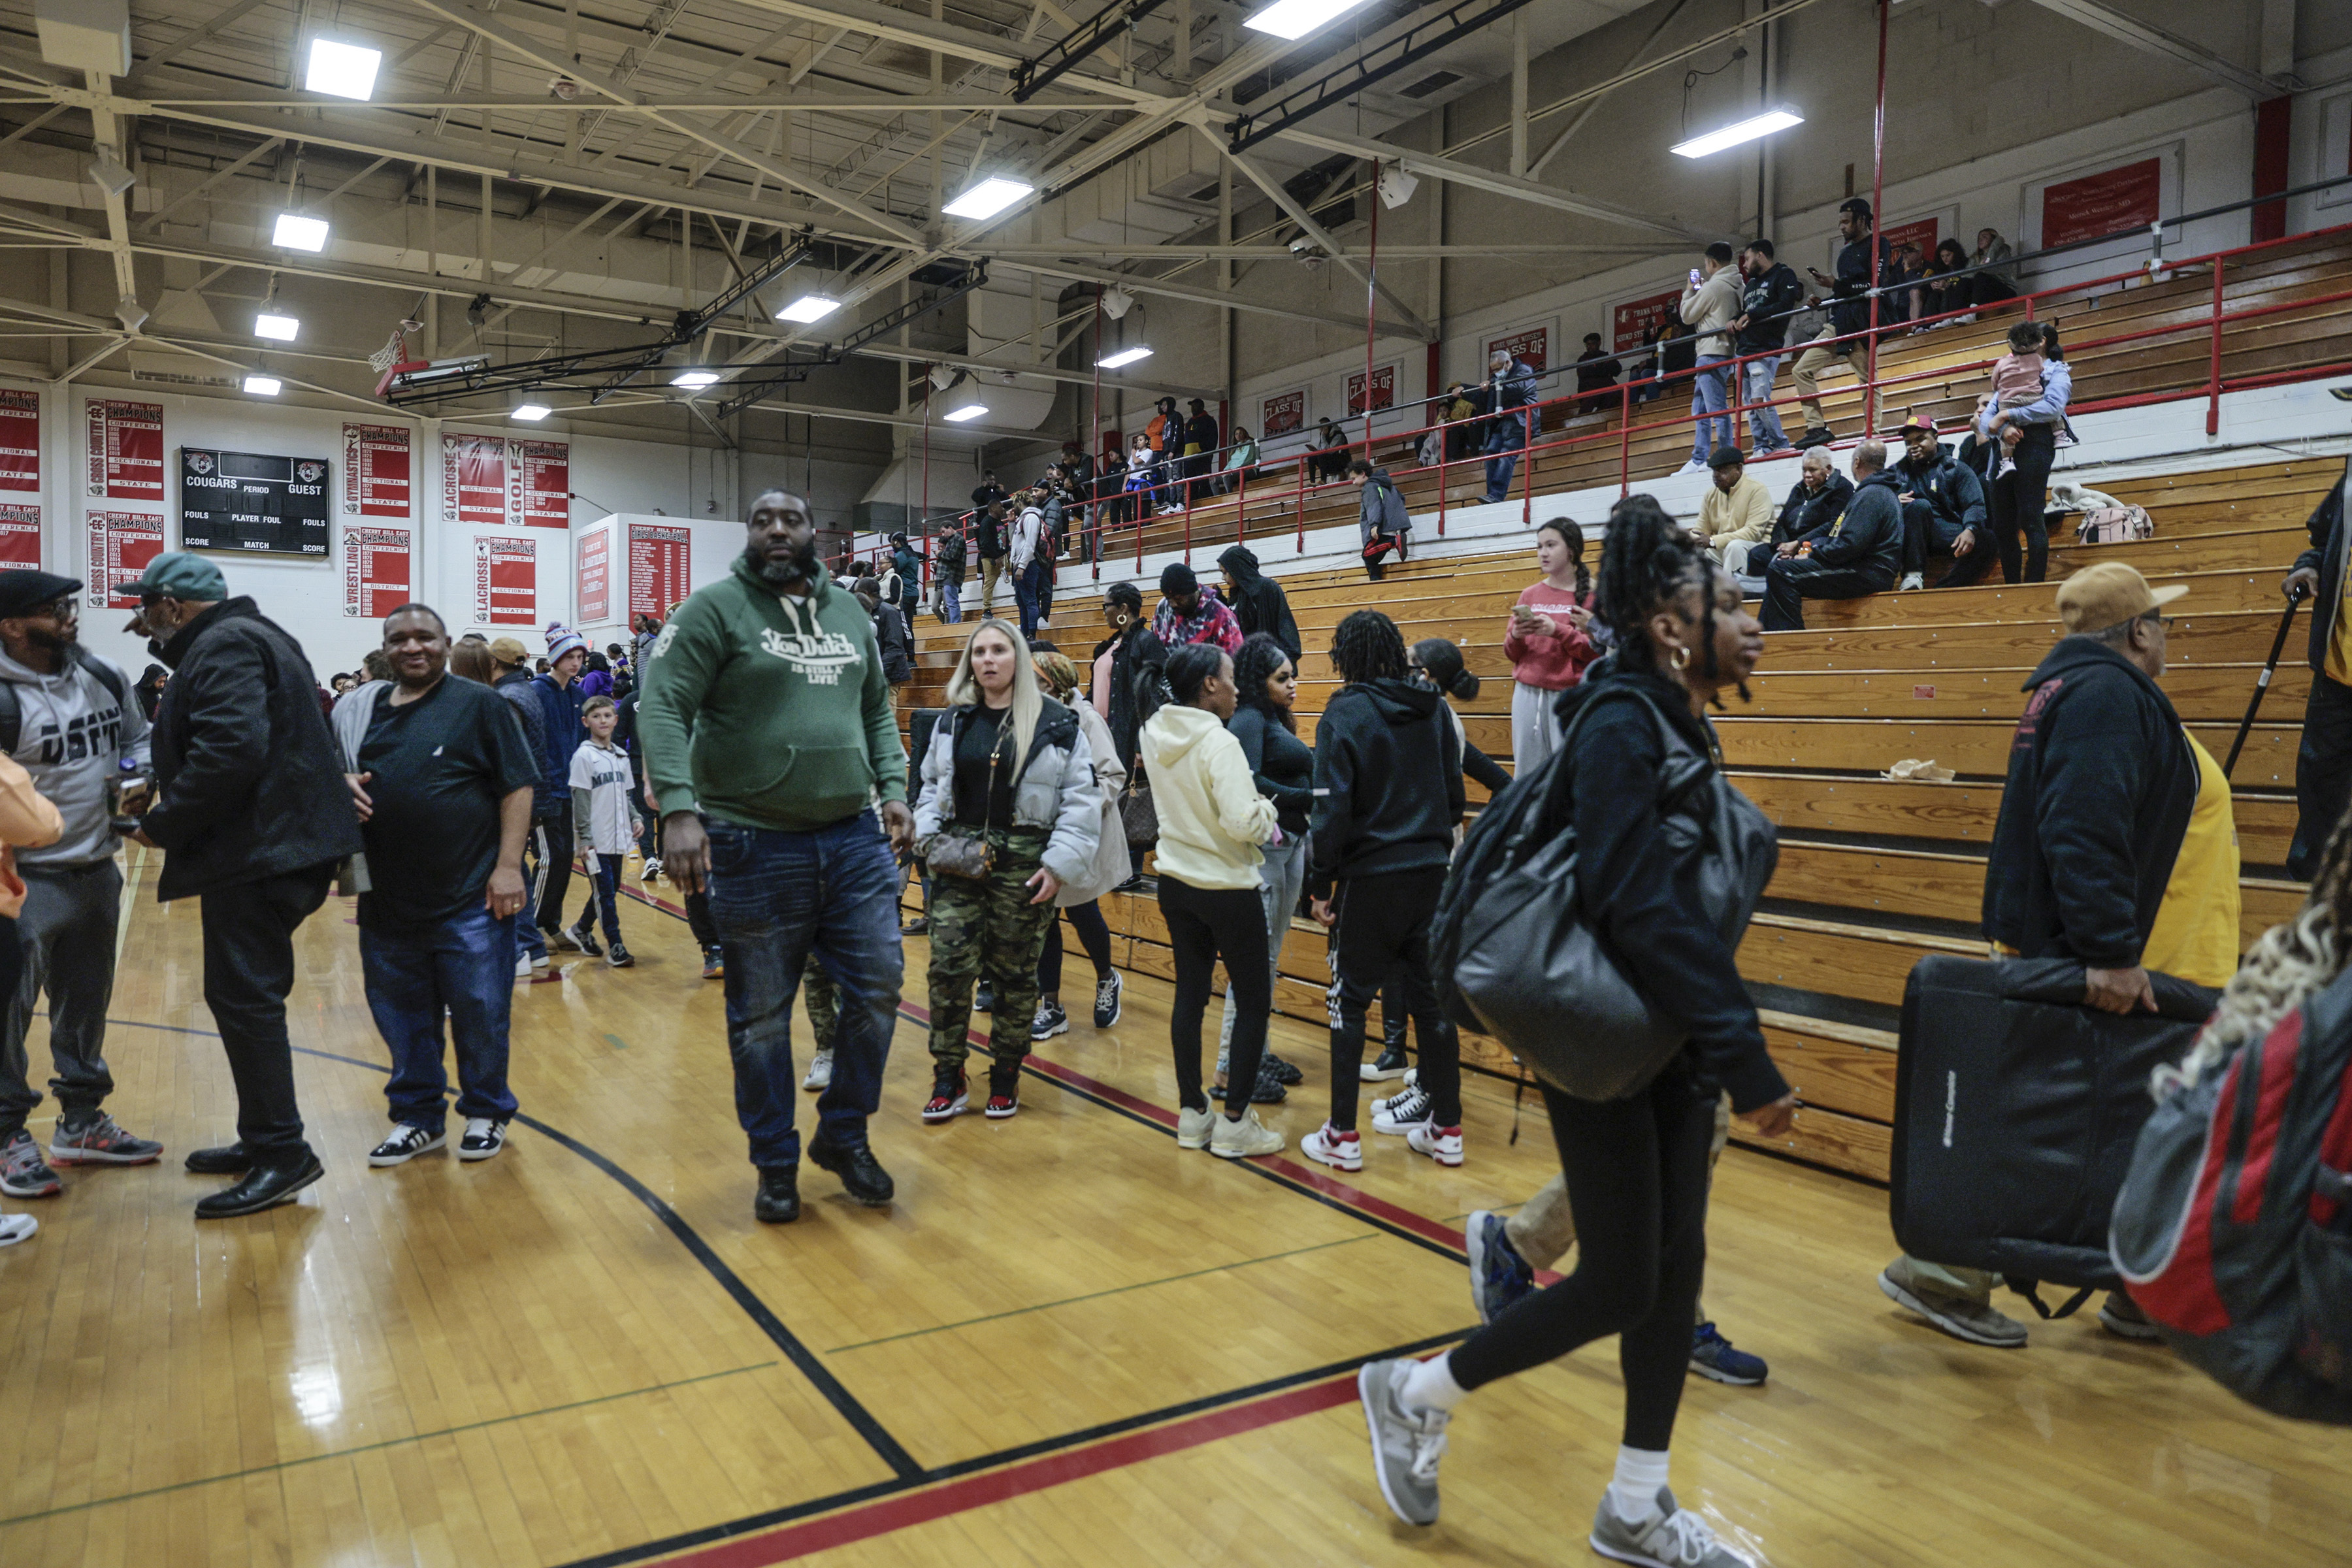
top-left (1670, 644), bottom-right (1691, 671)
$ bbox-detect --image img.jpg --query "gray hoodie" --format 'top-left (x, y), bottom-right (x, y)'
top-left (0, 644), bottom-right (150, 868)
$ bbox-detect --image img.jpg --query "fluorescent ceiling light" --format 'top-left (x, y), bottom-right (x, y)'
top-left (253, 312), bottom-right (301, 342)
top-left (272, 212), bottom-right (329, 252)
top-left (242, 376), bottom-right (282, 396)
top-left (941, 177), bottom-right (1032, 221)
top-left (670, 369), bottom-right (720, 389)
top-left (777, 294), bottom-right (841, 323)
top-left (1671, 106), bottom-right (1804, 159)
top-left (305, 39), bottom-right (382, 101)
top-left (1097, 346), bottom-right (1153, 368)
top-left (512, 403), bottom-right (551, 421)
top-left (1242, 0), bottom-right (1375, 42)
top-left (942, 402), bottom-right (988, 423)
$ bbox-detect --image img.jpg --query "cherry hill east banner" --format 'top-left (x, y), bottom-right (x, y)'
top-left (0, 390), bottom-right (38, 493)
top-left (2042, 157), bottom-right (2161, 249)
top-left (343, 525), bottom-right (412, 619)
top-left (1488, 326), bottom-right (1550, 372)
top-left (86, 400), bottom-right (164, 501)
top-left (1345, 365), bottom-right (1396, 416)
top-left (0, 504), bottom-right (39, 568)
top-left (1612, 289), bottom-right (1681, 353)
top-left (444, 434), bottom-right (506, 527)
top-left (474, 536), bottom-right (536, 626)
top-left (578, 526), bottom-right (611, 623)
top-left (629, 523), bottom-right (691, 618)
top-left (508, 440), bottom-right (569, 528)
top-left (343, 424), bottom-right (412, 517)
top-left (1261, 390), bottom-right (1305, 437)
top-left (89, 512), bottom-right (165, 607)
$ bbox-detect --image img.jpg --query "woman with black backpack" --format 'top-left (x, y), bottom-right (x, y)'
top-left (1353, 497), bottom-right (1797, 1563)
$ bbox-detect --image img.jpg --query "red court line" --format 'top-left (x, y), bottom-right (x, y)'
top-left (649, 1374), bottom-right (1360, 1568)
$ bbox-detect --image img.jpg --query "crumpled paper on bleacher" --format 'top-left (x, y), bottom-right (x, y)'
top-left (1882, 759), bottom-right (1957, 783)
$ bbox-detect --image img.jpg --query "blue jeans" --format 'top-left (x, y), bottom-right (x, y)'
top-left (1015, 558), bottom-right (1046, 638)
top-left (1690, 355), bottom-right (1732, 462)
top-left (703, 811), bottom-right (903, 1169)
top-left (578, 851), bottom-right (623, 945)
top-left (1741, 355), bottom-right (1786, 451)
top-left (361, 904), bottom-right (520, 1132)
top-left (940, 577), bottom-right (962, 623)
top-left (1482, 419), bottom-right (1526, 502)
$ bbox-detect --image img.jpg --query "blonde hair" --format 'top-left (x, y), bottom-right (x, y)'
top-left (943, 619), bottom-right (1043, 762)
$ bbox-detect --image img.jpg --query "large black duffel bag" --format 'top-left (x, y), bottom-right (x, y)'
top-left (1890, 954), bottom-right (2217, 1311)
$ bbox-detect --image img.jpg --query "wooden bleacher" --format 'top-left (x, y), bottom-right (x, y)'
top-left (890, 231), bottom-right (2351, 1186)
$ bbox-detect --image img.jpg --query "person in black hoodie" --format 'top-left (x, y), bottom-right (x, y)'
top-left (1355, 497), bottom-right (1792, 1555)
top-left (1300, 610), bottom-right (1468, 1174)
top-left (125, 554), bottom-right (364, 1218)
top-left (1730, 238), bottom-right (1805, 455)
top-left (1217, 545), bottom-right (1301, 660)
top-left (2283, 447), bottom-right (2352, 877)
top-left (1888, 415), bottom-right (1988, 591)
top-left (1097, 583), bottom-right (1168, 887)
top-left (1733, 448), bottom-right (1854, 584)
top-left (1216, 634), bottom-right (1313, 1102)
top-left (1790, 198), bottom-right (1898, 449)
top-left (1757, 441), bottom-right (1904, 630)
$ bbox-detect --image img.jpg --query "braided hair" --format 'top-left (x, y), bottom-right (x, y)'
top-left (1537, 517), bottom-right (1591, 597)
top-left (1330, 609), bottom-right (1407, 686)
top-left (1232, 632), bottom-right (1298, 732)
top-left (1597, 493), bottom-right (1746, 704)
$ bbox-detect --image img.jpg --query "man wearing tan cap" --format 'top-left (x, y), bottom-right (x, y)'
top-left (1878, 561), bottom-right (2240, 1349)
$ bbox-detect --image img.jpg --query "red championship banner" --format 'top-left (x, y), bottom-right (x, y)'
top-left (0, 390), bottom-right (38, 493)
top-left (1261, 389), bottom-right (1305, 437)
top-left (85, 400), bottom-right (164, 501)
top-left (1346, 365), bottom-right (1396, 416)
top-left (88, 512), bottom-right (165, 608)
top-left (342, 525), bottom-right (412, 619)
top-left (1881, 216), bottom-right (1940, 266)
top-left (507, 439), bottom-right (569, 529)
top-left (442, 434), bottom-right (506, 527)
top-left (343, 424), bottom-right (412, 517)
top-left (0, 504), bottom-right (38, 567)
top-left (578, 527), bottom-right (611, 623)
top-left (473, 535), bottom-right (536, 625)
top-left (628, 523), bottom-right (691, 619)
top-left (1488, 325), bottom-right (1550, 372)
top-left (1612, 289), bottom-right (1682, 353)
top-left (2042, 157), bottom-right (2162, 250)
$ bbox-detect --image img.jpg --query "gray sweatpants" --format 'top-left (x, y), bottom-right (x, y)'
top-left (0, 859), bottom-right (124, 1138)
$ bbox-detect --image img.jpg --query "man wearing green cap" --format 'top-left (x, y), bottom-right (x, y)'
top-left (125, 553), bottom-right (363, 1218)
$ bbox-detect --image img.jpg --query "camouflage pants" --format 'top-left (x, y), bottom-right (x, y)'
top-left (926, 828), bottom-right (1055, 1077)
top-left (801, 954), bottom-right (838, 1054)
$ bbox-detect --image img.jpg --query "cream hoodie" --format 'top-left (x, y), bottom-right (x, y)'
top-left (0, 752), bottom-right (63, 918)
top-left (1137, 702), bottom-right (1278, 891)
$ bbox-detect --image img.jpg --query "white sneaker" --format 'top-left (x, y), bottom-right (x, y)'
top-left (1899, 571), bottom-right (1924, 591)
top-left (0, 1212), bottom-right (36, 1247)
top-left (514, 953), bottom-right (535, 979)
top-left (368, 1124), bottom-right (445, 1167)
top-left (1175, 1103), bottom-right (1218, 1150)
top-left (641, 857), bottom-right (663, 882)
top-left (804, 1049), bottom-right (834, 1092)
top-left (1407, 1122), bottom-right (1463, 1167)
top-left (1674, 457), bottom-right (1710, 476)
top-left (1371, 1081), bottom-right (1431, 1134)
top-left (457, 1118), bottom-right (506, 1161)
top-left (1210, 1109), bottom-right (1284, 1160)
top-left (1301, 1121), bottom-right (1363, 1172)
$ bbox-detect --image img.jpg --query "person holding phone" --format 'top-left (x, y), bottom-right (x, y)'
top-left (1502, 519), bottom-right (1599, 774)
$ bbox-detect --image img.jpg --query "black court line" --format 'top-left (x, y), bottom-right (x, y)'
top-left (102, 1018), bottom-right (923, 1482)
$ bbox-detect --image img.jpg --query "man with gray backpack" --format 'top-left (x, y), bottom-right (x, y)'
top-left (0, 571), bottom-right (163, 1200)
top-left (1352, 459), bottom-right (1413, 580)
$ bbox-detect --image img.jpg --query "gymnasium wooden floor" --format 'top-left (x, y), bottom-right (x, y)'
top-left (1, 847), bottom-right (2345, 1568)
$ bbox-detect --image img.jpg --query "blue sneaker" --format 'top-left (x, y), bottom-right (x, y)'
top-left (1464, 1210), bottom-right (1535, 1324)
top-left (1688, 1322), bottom-right (1768, 1385)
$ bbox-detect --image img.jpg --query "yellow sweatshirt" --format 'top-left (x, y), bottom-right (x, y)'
top-left (1137, 703), bottom-right (1279, 890)
top-left (1699, 473), bottom-right (1775, 548)
top-left (0, 753), bottom-right (62, 919)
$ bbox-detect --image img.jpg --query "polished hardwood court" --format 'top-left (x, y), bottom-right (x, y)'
top-left (0, 846), bottom-right (2345, 1568)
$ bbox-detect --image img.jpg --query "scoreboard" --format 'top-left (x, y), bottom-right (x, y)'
top-left (178, 448), bottom-right (332, 556)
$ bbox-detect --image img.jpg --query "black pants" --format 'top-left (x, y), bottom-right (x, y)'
top-left (534, 800), bottom-right (574, 934)
top-left (199, 864), bottom-right (334, 1166)
top-left (1037, 900), bottom-right (1113, 993)
top-left (1158, 874), bottom-right (1270, 1117)
top-left (1758, 559), bottom-right (1893, 632)
top-left (1900, 499), bottom-right (1971, 578)
top-left (1449, 1062), bottom-right (1716, 1449)
top-left (1944, 423), bottom-right (2053, 586)
top-left (1326, 867), bottom-right (1461, 1132)
top-left (685, 889), bottom-right (719, 949)
top-left (2292, 670), bottom-right (2352, 878)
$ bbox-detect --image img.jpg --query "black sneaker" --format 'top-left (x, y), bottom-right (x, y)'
top-left (974, 980), bottom-right (996, 1013)
top-left (457, 1118), bottom-right (506, 1161)
top-left (985, 1069), bottom-right (1021, 1120)
top-left (1250, 1063), bottom-right (1288, 1103)
top-left (1793, 425), bottom-right (1836, 449)
top-left (755, 1166), bottom-right (800, 1224)
top-left (901, 916), bottom-right (930, 936)
top-left (1360, 1043), bottom-right (1409, 1082)
top-left (606, 942), bottom-right (634, 968)
top-left (808, 1137), bottom-right (895, 1206)
top-left (1030, 1000), bottom-right (1068, 1041)
top-left (1263, 1051), bottom-right (1303, 1085)
top-left (1093, 971), bottom-right (1122, 1027)
top-left (368, 1125), bottom-right (445, 1167)
top-left (567, 922), bottom-right (603, 958)
top-left (923, 1071), bottom-right (969, 1123)
top-left (701, 945), bottom-right (724, 979)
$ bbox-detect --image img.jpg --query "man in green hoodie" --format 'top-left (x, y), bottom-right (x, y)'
top-left (639, 490), bottom-right (915, 1225)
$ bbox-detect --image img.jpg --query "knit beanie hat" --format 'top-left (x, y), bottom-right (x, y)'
top-left (545, 621), bottom-right (587, 662)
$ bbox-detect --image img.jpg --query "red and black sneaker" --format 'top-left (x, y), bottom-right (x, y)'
top-left (922, 1071), bottom-right (969, 1123)
top-left (984, 1070), bottom-right (1020, 1120)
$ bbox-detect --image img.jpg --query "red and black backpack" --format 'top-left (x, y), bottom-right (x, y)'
top-left (2110, 967), bottom-right (2352, 1424)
